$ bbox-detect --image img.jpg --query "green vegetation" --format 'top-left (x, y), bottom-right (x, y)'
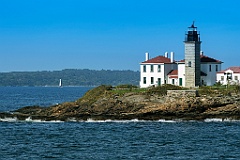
top-left (72, 82), bottom-right (240, 107)
top-left (0, 69), bottom-right (139, 86)
top-left (198, 84), bottom-right (240, 96)
top-left (77, 84), bottom-right (187, 105)
top-left (115, 84), bottom-right (138, 89)
top-left (146, 84), bottom-right (187, 96)
top-left (111, 84), bottom-right (186, 96)
top-left (111, 84), bottom-right (145, 95)
top-left (76, 85), bottom-right (113, 106)
top-left (74, 83), bottom-right (240, 108)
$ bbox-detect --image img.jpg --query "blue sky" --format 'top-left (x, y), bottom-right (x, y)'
top-left (0, 0), bottom-right (239, 72)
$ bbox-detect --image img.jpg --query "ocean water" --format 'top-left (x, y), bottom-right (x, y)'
top-left (0, 87), bottom-right (240, 159)
top-left (0, 86), bottom-right (92, 112)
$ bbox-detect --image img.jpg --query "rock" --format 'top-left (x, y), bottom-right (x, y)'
top-left (1, 85), bottom-right (240, 121)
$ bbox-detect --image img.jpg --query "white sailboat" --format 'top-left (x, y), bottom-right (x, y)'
top-left (59, 79), bottom-right (62, 87)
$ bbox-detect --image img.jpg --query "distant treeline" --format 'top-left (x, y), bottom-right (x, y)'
top-left (0, 69), bottom-right (140, 86)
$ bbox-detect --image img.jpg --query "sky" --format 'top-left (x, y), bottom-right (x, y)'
top-left (0, 0), bottom-right (240, 72)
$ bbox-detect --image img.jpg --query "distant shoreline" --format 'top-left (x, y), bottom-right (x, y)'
top-left (0, 69), bottom-right (139, 86)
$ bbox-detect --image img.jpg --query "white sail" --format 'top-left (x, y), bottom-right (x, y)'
top-left (59, 79), bottom-right (62, 87)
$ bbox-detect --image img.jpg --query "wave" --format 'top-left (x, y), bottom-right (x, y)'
top-left (85, 118), bottom-right (148, 123)
top-left (1, 117), bottom-right (240, 123)
top-left (25, 117), bottom-right (64, 123)
top-left (83, 118), bottom-right (180, 123)
top-left (0, 117), bottom-right (63, 123)
top-left (0, 117), bottom-right (18, 122)
top-left (204, 118), bottom-right (240, 122)
top-left (0, 117), bottom-right (177, 123)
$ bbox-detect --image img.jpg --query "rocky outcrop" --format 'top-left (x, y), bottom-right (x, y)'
top-left (1, 85), bottom-right (240, 121)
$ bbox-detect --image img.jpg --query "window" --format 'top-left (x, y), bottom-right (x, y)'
top-left (221, 76), bottom-right (224, 81)
top-left (216, 65), bottom-right (218, 72)
top-left (143, 65), bottom-right (146, 72)
top-left (150, 65), bottom-right (154, 72)
top-left (151, 77), bottom-right (154, 84)
top-left (188, 61), bottom-right (191, 67)
top-left (172, 79), bottom-right (175, 85)
top-left (209, 65), bottom-right (212, 72)
top-left (143, 77), bottom-right (146, 84)
top-left (158, 65), bottom-right (161, 72)
top-left (235, 76), bottom-right (238, 80)
top-left (227, 73), bottom-right (232, 80)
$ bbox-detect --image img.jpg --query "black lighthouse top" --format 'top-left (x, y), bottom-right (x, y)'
top-left (185, 22), bottom-right (200, 42)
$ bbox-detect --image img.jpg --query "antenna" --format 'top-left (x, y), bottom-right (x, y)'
top-left (191, 20), bottom-right (195, 28)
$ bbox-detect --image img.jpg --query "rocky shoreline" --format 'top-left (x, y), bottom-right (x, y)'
top-left (1, 85), bottom-right (240, 121)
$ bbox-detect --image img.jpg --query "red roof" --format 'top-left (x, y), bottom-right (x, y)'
top-left (168, 70), bottom-right (178, 75)
top-left (168, 70), bottom-right (178, 78)
top-left (200, 55), bottom-right (222, 63)
top-left (177, 55), bottom-right (222, 63)
top-left (142, 56), bottom-right (171, 63)
top-left (218, 66), bottom-right (240, 73)
top-left (169, 75), bottom-right (178, 78)
top-left (167, 69), bottom-right (206, 78)
top-left (178, 59), bottom-right (185, 63)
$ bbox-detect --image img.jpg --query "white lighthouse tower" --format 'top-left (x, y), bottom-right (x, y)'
top-left (184, 22), bottom-right (201, 88)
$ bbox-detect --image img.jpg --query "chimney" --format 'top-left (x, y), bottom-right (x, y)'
top-left (145, 52), bottom-right (149, 61)
top-left (165, 52), bottom-right (168, 58)
top-left (170, 52), bottom-right (174, 62)
top-left (200, 51), bottom-right (204, 56)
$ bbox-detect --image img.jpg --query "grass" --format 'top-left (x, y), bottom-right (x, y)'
top-left (111, 84), bottom-right (146, 95)
top-left (76, 85), bottom-right (113, 105)
top-left (145, 84), bottom-right (188, 96)
top-left (76, 84), bottom-right (240, 107)
top-left (111, 84), bottom-right (186, 96)
top-left (111, 88), bottom-right (147, 95)
top-left (198, 84), bottom-right (240, 96)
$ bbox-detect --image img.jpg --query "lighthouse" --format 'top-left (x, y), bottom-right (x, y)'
top-left (184, 22), bottom-right (201, 88)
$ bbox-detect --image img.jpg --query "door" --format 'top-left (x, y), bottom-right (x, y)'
top-left (158, 78), bottom-right (161, 86)
top-left (179, 78), bottom-right (182, 86)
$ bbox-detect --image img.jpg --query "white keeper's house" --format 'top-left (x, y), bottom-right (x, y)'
top-left (216, 67), bottom-right (240, 85)
top-left (139, 23), bottom-right (223, 88)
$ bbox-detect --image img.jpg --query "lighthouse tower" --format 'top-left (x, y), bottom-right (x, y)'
top-left (184, 22), bottom-right (201, 88)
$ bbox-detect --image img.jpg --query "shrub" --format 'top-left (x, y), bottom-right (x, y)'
top-left (115, 84), bottom-right (138, 89)
top-left (76, 85), bottom-right (112, 106)
top-left (146, 84), bottom-right (186, 96)
top-left (198, 85), bottom-right (239, 96)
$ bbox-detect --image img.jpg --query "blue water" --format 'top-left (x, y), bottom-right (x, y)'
top-left (0, 87), bottom-right (240, 159)
top-left (0, 86), bottom-right (92, 112)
